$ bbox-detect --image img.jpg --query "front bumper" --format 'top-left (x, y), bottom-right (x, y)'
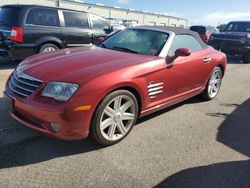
top-left (208, 40), bottom-right (250, 55)
top-left (3, 90), bottom-right (90, 140)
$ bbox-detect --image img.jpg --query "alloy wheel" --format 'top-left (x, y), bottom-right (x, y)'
top-left (208, 69), bottom-right (222, 98)
top-left (42, 47), bottom-right (56, 53)
top-left (100, 95), bottom-right (136, 141)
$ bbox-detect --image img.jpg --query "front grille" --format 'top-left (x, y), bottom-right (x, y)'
top-left (8, 70), bottom-right (43, 98)
top-left (212, 37), bottom-right (241, 43)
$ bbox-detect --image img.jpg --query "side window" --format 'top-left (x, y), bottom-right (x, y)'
top-left (63, 11), bottom-right (89, 28)
top-left (26, 8), bottom-right (59, 27)
top-left (90, 14), bottom-right (109, 30)
top-left (168, 34), bottom-right (203, 56)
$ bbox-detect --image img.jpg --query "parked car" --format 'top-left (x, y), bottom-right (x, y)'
top-left (208, 21), bottom-right (250, 63)
top-left (111, 23), bottom-right (126, 32)
top-left (4, 26), bottom-right (227, 146)
top-left (190, 25), bottom-right (215, 43)
top-left (0, 4), bottom-right (113, 61)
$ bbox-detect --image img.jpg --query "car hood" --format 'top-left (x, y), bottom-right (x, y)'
top-left (212, 31), bottom-right (249, 39)
top-left (19, 46), bottom-right (157, 84)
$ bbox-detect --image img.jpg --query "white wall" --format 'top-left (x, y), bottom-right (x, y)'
top-left (0, 0), bottom-right (188, 27)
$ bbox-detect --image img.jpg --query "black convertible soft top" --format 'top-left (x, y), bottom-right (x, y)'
top-left (135, 26), bottom-right (208, 49)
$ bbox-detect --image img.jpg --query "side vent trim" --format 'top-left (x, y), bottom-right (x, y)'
top-left (148, 82), bottom-right (163, 98)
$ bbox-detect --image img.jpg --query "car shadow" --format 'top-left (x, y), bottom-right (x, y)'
top-left (0, 95), bottom-right (206, 169)
top-left (216, 99), bottom-right (250, 157)
top-left (155, 160), bottom-right (250, 188)
top-left (0, 136), bottom-right (102, 169)
top-left (137, 97), bottom-right (206, 124)
top-left (0, 59), bottom-right (20, 70)
top-left (0, 97), bottom-right (102, 169)
top-left (155, 99), bottom-right (250, 188)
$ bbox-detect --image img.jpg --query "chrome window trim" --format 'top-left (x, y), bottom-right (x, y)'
top-left (67, 43), bottom-right (93, 47)
top-left (158, 31), bottom-right (175, 57)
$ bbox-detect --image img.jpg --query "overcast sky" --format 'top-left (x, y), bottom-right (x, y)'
top-left (83, 0), bottom-right (250, 26)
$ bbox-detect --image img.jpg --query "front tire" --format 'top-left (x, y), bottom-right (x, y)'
top-left (201, 67), bottom-right (223, 100)
top-left (91, 90), bottom-right (139, 146)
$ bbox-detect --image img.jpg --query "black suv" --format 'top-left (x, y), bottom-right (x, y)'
top-left (0, 4), bottom-right (113, 61)
top-left (208, 21), bottom-right (250, 63)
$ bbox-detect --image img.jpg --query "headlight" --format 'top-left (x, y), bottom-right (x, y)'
top-left (240, 38), bottom-right (247, 44)
top-left (41, 82), bottom-right (79, 102)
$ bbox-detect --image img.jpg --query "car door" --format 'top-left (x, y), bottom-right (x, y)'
top-left (61, 10), bottom-right (93, 47)
top-left (163, 34), bottom-right (212, 99)
top-left (89, 14), bottom-right (111, 44)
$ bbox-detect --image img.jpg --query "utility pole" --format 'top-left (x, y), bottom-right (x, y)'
top-left (57, 0), bottom-right (61, 7)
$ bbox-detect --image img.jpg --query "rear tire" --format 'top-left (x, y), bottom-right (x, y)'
top-left (91, 90), bottom-right (138, 146)
top-left (201, 67), bottom-right (222, 100)
top-left (39, 43), bottom-right (59, 53)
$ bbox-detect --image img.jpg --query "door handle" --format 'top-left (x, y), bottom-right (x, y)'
top-left (203, 57), bottom-right (212, 63)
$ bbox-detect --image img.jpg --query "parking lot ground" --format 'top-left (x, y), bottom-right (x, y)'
top-left (0, 57), bottom-right (249, 188)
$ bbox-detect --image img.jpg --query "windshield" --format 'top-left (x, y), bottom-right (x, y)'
top-left (0, 7), bottom-right (20, 26)
top-left (100, 29), bottom-right (169, 56)
top-left (224, 22), bottom-right (250, 32)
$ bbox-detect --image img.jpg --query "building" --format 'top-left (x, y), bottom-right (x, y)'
top-left (0, 0), bottom-right (188, 27)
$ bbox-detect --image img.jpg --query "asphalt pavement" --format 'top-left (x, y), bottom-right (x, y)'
top-left (0, 56), bottom-right (249, 188)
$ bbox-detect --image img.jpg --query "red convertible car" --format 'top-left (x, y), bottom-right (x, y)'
top-left (4, 26), bottom-right (227, 146)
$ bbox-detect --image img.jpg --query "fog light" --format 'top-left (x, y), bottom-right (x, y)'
top-left (50, 123), bottom-right (61, 133)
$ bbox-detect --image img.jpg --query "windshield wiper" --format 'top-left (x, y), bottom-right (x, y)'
top-left (112, 46), bottom-right (138, 54)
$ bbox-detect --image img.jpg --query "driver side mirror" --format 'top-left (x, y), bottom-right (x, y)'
top-left (166, 48), bottom-right (192, 64)
top-left (175, 48), bottom-right (192, 57)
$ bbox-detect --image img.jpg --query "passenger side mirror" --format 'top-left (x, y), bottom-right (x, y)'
top-left (166, 48), bottom-right (191, 64)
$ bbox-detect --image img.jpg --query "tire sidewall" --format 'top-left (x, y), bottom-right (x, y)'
top-left (204, 67), bottom-right (222, 100)
top-left (91, 90), bottom-right (139, 146)
top-left (39, 43), bottom-right (59, 53)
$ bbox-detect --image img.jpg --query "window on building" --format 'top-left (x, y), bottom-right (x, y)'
top-left (26, 8), bottom-right (60, 27)
top-left (168, 34), bottom-right (203, 56)
top-left (148, 22), bottom-right (156, 26)
top-left (63, 11), bottom-right (89, 28)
